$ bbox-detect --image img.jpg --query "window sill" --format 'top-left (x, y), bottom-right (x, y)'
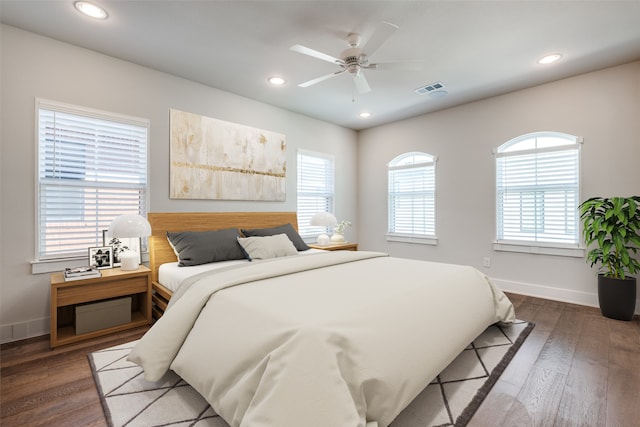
top-left (31, 252), bottom-right (149, 274)
top-left (493, 241), bottom-right (584, 258)
top-left (386, 234), bottom-right (438, 246)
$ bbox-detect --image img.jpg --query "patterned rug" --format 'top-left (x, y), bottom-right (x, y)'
top-left (89, 320), bottom-right (533, 427)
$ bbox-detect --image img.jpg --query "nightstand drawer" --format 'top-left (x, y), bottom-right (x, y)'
top-left (57, 276), bottom-right (148, 306)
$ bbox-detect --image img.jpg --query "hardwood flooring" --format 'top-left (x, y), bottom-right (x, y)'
top-left (1, 294), bottom-right (639, 427)
top-left (469, 293), bottom-right (640, 427)
top-left (1, 327), bottom-right (148, 427)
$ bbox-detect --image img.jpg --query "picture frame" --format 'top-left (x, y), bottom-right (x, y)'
top-left (88, 246), bottom-right (113, 269)
top-left (102, 230), bottom-right (141, 267)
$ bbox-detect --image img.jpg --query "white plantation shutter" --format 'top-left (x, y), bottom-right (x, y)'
top-left (495, 132), bottom-right (581, 246)
top-left (37, 99), bottom-right (149, 260)
top-left (297, 150), bottom-right (335, 240)
top-left (388, 152), bottom-right (436, 237)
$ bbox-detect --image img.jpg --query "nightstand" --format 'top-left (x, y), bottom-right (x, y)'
top-left (50, 265), bottom-right (152, 348)
top-left (308, 242), bottom-right (358, 251)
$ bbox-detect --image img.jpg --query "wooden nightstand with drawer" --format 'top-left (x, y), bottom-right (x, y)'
top-left (50, 266), bottom-right (152, 348)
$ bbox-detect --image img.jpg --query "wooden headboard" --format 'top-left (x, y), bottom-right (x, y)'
top-left (147, 211), bottom-right (299, 283)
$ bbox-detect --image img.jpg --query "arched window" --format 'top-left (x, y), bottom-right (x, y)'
top-left (387, 152), bottom-right (437, 243)
top-left (495, 131), bottom-right (582, 251)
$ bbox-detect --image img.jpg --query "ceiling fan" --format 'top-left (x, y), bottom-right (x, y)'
top-left (290, 22), bottom-right (422, 94)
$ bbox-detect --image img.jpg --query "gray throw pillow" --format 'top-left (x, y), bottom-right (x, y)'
top-left (166, 228), bottom-right (246, 266)
top-left (241, 223), bottom-right (310, 251)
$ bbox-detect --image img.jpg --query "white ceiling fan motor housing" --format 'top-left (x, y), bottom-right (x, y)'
top-left (341, 47), bottom-right (365, 74)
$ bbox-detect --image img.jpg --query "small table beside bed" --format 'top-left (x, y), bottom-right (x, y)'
top-left (132, 211), bottom-right (515, 427)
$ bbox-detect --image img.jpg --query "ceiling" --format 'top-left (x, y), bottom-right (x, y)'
top-left (2, 1), bottom-right (640, 130)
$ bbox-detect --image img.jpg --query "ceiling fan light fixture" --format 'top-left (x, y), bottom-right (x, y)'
top-left (537, 53), bottom-right (562, 65)
top-left (74, 1), bottom-right (108, 19)
top-left (267, 76), bottom-right (286, 86)
top-left (347, 64), bottom-right (361, 75)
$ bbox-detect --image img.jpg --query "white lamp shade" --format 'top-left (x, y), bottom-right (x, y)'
top-left (108, 214), bottom-right (151, 238)
top-left (309, 212), bottom-right (337, 227)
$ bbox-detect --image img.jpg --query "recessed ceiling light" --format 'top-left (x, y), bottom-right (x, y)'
top-left (267, 76), bottom-right (286, 86)
top-left (359, 112), bottom-right (371, 118)
top-left (74, 1), bottom-right (108, 19)
top-left (537, 53), bottom-right (562, 65)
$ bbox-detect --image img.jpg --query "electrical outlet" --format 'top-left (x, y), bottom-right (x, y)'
top-left (483, 257), bottom-right (491, 268)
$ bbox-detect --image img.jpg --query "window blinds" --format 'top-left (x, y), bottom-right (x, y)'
top-left (388, 159), bottom-right (436, 236)
top-left (37, 100), bottom-right (148, 259)
top-left (496, 145), bottom-right (580, 245)
top-left (297, 151), bottom-right (335, 240)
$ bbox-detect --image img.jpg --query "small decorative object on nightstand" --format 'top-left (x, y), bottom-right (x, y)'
top-left (330, 220), bottom-right (352, 243)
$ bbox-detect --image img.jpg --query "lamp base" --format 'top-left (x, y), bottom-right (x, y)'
top-left (120, 251), bottom-right (139, 271)
top-left (316, 234), bottom-right (330, 246)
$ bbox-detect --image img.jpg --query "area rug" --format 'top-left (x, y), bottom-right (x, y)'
top-left (89, 320), bottom-right (533, 427)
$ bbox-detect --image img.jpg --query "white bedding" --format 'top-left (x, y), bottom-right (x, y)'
top-left (130, 251), bottom-right (515, 427)
top-left (158, 248), bottom-right (325, 292)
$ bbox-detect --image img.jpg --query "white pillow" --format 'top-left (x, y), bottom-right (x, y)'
top-left (237, 233), bottom-right (299, 260)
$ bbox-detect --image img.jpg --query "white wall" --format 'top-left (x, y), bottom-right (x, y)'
top-left (358, 61), bottom-right (640, 313)
top-left (0, 25), bottom-right (358, 343)
top-left (2, 24), bottom-right (638, 344)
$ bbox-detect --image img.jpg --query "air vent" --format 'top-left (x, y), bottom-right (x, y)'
top-left (414, 81), bottom-right (446, 95)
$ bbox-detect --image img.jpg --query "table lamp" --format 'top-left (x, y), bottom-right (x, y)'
top-left (309, 212), bottom-right (337, 246)
top-left (108, 214), bottom-right (151, 270)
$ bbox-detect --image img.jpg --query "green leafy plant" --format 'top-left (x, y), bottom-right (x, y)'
top-left (579, 196), bottom-right (640, 279)
top-left (334, 220), bottom-right (352, 234)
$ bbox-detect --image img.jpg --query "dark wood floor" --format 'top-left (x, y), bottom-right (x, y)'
top-left (470, 293), bottom-right (640, 427)
top-left (1, 293), bottom-right (639, 427)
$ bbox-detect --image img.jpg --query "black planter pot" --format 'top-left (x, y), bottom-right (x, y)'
top-left (598, 274), bottom-right (637, 321)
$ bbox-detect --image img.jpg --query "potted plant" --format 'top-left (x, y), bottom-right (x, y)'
top-left (579, 196), bottom-right (640, 320)
top-left (331, 220), bottom-right (352, 243)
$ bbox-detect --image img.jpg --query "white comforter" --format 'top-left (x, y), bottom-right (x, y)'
top-left (128, 251), bottom-right (515, 427)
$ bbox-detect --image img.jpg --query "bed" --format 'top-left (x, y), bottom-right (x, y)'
top-left (130, 211), bottom-right (515, 427)
top-left (147, 211), bottom-right (302, 319)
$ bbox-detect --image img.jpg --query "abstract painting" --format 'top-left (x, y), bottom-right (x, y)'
top-left (170, 109), bottom-right (286, 200)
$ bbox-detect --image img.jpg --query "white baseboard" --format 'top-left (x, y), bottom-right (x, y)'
top-left (1, 317), bottom-right (49, 344)
top-left (492, 277), bottom-right (640, 315)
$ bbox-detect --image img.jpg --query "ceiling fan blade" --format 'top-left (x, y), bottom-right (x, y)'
top-left (290, 44), bottom-right (343, 65)
top-left (362, 21), bottom-right (399, 57)
top-left (352, 72), bottom-right (371, 94)
top-left (298, 70), bottom-right (345, 88)
top-left (368, 61), bottom-right (425, 71)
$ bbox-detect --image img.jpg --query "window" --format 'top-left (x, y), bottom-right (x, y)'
top-left (297, 150), bottom-right (335, 241)
top-left (37, 99), bottom-right (149, 261)
top-left (495, 131), bottom-right (582, 254)
top-left (387, 152), bottom-right (437, 244)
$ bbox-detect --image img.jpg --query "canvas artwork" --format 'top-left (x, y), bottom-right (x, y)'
top-left (169, 109), bottom-right (286, 201)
